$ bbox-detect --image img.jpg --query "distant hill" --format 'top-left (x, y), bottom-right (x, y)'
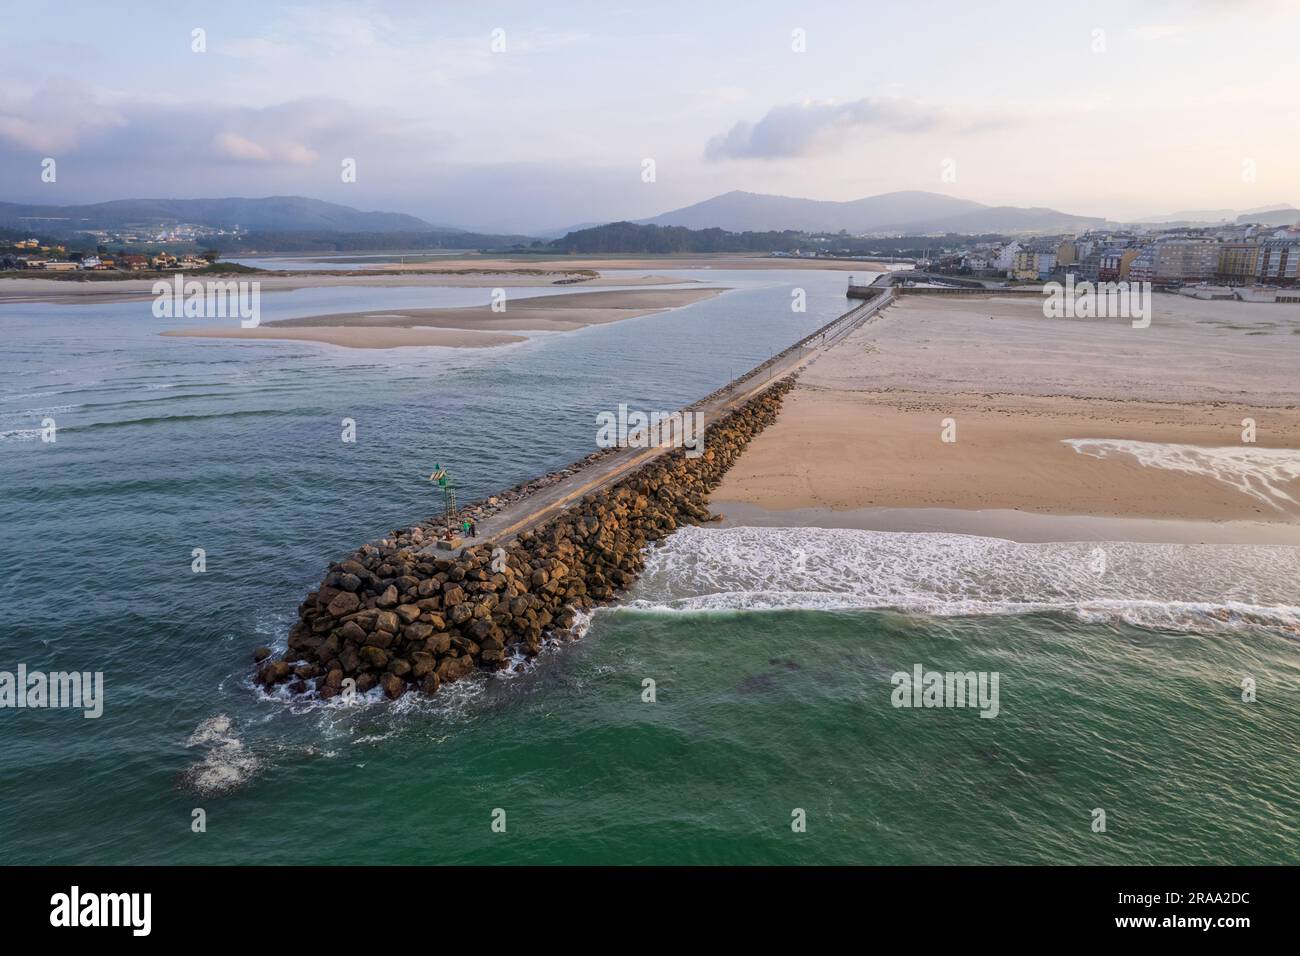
top-left (1133, 208), bottom-right (1240, 225)
top-left (1131, 204), bottom-right (1296, 226)
top-left (0, 196), bottom-right (438, 235)
top-left (1236, 206), bottom-right (1300, 227)
top-left (547, 221), bottom-right (809, 254)
top-left (208, 229), bottom-right (537, 254)
top-left (641, 190), bottom-right (981, 233)
top-left (640, 189), bottom-right (1100, 235)
top-left (875, 205), bottom-right (1107, 234)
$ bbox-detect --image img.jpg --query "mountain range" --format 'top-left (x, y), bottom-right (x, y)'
top-left (639, 190), bottom-right (1110, 235)
top-left (3, 193), bottom-right (1297, 246)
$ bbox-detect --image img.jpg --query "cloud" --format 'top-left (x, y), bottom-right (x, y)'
top-left (705, 96), bottom-right (1007, 161)
top-left (0, 83), bottom-right (436, 168)
top-left (0, 82), bottom-right (126, 153)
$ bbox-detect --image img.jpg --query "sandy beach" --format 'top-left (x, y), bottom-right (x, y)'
top-left (161, 286), bottom-right (726, 348)
top-left (713, 292), bottom-right (1300, 534)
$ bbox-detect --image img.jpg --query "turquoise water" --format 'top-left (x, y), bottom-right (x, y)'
top-left (2, 269), bottom-right (1297, 864)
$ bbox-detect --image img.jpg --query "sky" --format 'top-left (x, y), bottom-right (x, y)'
top-left (1, 0), bottom-right (1298, 234)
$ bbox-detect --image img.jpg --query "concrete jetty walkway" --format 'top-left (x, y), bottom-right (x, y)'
top-left (430, 283), bottom-right (895, 552)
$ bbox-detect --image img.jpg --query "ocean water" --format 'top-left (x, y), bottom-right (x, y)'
top-left (1, 269), bottom-right (1297, 865)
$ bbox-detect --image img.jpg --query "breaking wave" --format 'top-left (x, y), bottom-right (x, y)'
top-left (629, 525), bottom-right (1300, 635)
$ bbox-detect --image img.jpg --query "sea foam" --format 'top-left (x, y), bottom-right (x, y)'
top-left (628, 525), bottom-right (1300, 635)
top-left (1064, 439), bottom-right (1300, 511)
top-left (180, 714), bottom-right (261, 795)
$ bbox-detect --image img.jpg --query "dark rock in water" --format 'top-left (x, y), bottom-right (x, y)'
top-left (255, 377), bottom-right (797, 701)
top-left (257, 660), bottom-right (292, 686)
top-left (253, 646), bottom-right (271, 662)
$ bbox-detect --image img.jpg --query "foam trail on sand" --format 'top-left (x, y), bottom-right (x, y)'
top-left (1064, 439), bottom-right (1300, 511)
top-left (629, 525), bottom-right (1300, 635)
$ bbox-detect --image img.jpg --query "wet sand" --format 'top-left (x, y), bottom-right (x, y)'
top-left (159, 326), bottom-right (526, 349)
top-left (160, 287), bottom-right (726, 348)
top-left (713, 292), bottom-right (1300, 528)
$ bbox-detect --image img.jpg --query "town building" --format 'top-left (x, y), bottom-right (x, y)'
top-left (1216, 241), bottom-right (1261, 285)
top-left (1151, 238), bottom-right (1218, 284)
top-left (1099, 248), bottom-right (1140, 282)
top-left (992, 240), bottom-right (1022, 275)
top-left (1258, 238), bottom-right (1300, 285)
top-left (1128, 247), bottom-right (1156, 284)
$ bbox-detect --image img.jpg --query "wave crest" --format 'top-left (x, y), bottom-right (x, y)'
top-left (629, 526), bottom-right (1300, 634)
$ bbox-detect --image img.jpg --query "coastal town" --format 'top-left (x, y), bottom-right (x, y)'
top-left (0, 238), bottom-right (217, 274)
top-left (904, 219), bottom-right (1300, 298)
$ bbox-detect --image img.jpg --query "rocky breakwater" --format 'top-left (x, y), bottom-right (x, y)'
top-left (253, 377), bottom-right (796, 701)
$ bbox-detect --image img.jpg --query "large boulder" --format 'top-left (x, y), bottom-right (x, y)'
top-left (326, 591), bottom-right (360, 617)
top-left (360, 645), bottom-right (389, 669)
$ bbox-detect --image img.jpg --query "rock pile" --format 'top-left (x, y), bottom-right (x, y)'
top-left (254, 377), bottom-right (795, 700)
